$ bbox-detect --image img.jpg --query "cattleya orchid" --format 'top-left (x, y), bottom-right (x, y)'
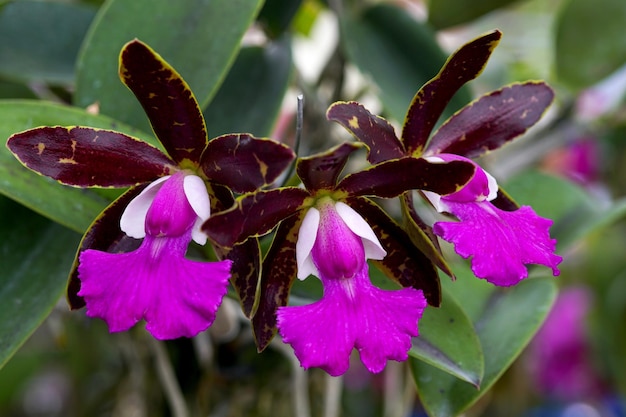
top-left (204, 142), bottom-right (475, 375)
top-left (7, 40), bottom-right (294, 339)
top-left (327, 29), bottom-right (562, 286)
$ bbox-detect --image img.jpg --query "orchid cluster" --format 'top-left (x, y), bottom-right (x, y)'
top-left (7, 31), bottom-right (561, 377)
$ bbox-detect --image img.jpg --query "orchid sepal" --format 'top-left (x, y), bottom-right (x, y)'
top-left (201, 133), bottom-right (296, 193)
top-left (424, 82), bottom-right (555, 158)
top-left (336, 157), bottom-right (475, 198)
top-left (296, 142), bottom-right (363, 192)
top-left (7, 126), bottom-right (176, 187)
top-left (402, 30), bottom-right (502, 154)
top-left (119, 39), bottom-right (208, 166)
top-left (326, 101), bottom-right (405, 164)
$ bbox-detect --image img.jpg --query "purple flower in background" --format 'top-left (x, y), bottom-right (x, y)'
top-left (78, 172), bottom-right (232, 339)
top-left (424, 154), bottom-right (562, 286)
top-left (528, 286), bottom-right (606, 401)
top-left (277, 200), bottom-right (426, 376)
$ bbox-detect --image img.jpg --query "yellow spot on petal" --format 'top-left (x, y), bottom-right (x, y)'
top-left (37, 143), bottom-right (45, 155)
top-left (348, 116), bottom-right (359, 129)
top-left (59, 158), bottom-right (77, 165)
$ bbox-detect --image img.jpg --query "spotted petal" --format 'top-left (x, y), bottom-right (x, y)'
top-left (7, 126), bottom-right (175, 187)
top-left (326, 101), bottom-right (404, 164)
top-left (402, 30), bottom-right (502, 155)
top-left (433, 200), bottom-right (562, 286)
top-left (120, 39), bottom-right (208, 165)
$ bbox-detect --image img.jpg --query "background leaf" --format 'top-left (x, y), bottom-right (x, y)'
top-left (203, 36), bottom-right (293, 138)
top-left (340, 3), bottom-right (472, 124)
top-left (0, 100), bottom-right (157, 232)
top-left (0, 1), bottom-right (96, 84)
top-left (427, 0), bottom-right (519, 29)
top-left (410, 288), bottom-right (484, 387)
top-left (0, 197), bottom-right (80, 369)
top-left (74, 0), bottom-right (264, 131)
top-left (412, 273), bottom-right (557, 417)
top-left (555, 0), bottom-right (626, 89)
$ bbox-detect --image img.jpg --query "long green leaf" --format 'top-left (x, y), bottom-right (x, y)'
top-left (74, 0), bottom-right (264, 131)
top-left (412, 274), bottom-right (557, 417)
top-left (0, 197), bottom-right (80, 369)
top-left (410, 288), bottom-right (484, 387)
top-left (0, 100), bottom-right (156, 232)
top-left (0, 1), bottom-right (96, 84)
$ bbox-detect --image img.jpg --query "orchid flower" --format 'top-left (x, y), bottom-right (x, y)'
top-left (326, 29), bottom-right (562, 286)
top-left (7, 40), bottom-right (294, 339)
top-left (203, 143), bottom-right (474, 375)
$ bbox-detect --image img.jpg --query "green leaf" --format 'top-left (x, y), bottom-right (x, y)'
top-left (340, 3), bottom-right (471, 125)
top-left (412, 273), bottom-right (557, 417)
top-left (427, 0), bottom-right (518, 29)
top-left (410, 288), bottom-right (483, 387)
top-left (0, 1), bottom-right (96, 84)
top-left (203, 37), bottom-right (293, 138)
top-left (0, 197), bottom-right (81, 370)
top-left (75, 0), bottom-right (264, 130)
top-left (0, 100), bottom-right (156, 233)
top-left (555, 0), bottom-right (626, 89)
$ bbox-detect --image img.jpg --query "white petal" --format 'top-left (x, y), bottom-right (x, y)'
top-left (335, 202), bottom-right (386, 260)
top-left (422, 190), bottom-right (445, 212)
top-left (296, 207), bottom-right (320, 280)
top-left (485, 169), bottom-right (499, 201)
top-left (120, 176), bottom-right (170, 238)
top-left (183, 175), bottom-right (211, 245)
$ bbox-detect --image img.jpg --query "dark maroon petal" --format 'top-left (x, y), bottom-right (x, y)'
top-left (67, 186), bottom-right (146, 309)
top-left (491, 187), bottom-right (520, 211)
top-left (203, 187), bottom-right (310, 248)
top-left (205, 182), bottom-right (261, 318)
top-left (8, 126), bottom-right (175, 187)
top-left (337, 157), bottom-right (475, 198)
top-left (252, 210), bottom-right (304, 351)
top-left (119, 39), bottom-right (208, 165)
top-left (200, 133), bottom-right (295, 193)
top-left (348, 197), bottom-right (441, 306)
top-left (225, 240), bottom-right (262, 318)
top-left (426, 82), bottom-right (555, 158)
top-left (296, 142), bottom-right (363, 192)
top-left (400, 192), bottom-right (454, 278)
top-left (326, 101), bottom-right (405, 164)
top-left (402, 30), bottom-right (502, 155)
